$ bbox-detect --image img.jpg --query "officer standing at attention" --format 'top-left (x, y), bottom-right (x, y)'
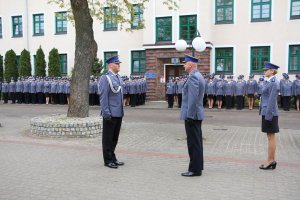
top-left (8, 78), bottom-right (16, 104)
top-left (293, 74), bottom-right (300, 111)
top-left (16, 77), bottom-right (24, 104)
top-left (166, 78), bottom-right (175, 108)
top-left (1, 79), bottom-right (9, 104)
top-left (259, 63), bottom-right (280, 170)
top-left (280, 73), bottom-right (293, 111)
top-left (99, 55), bottom-right (124, 169)
top-left (180, 55), bottom-right (205, 177)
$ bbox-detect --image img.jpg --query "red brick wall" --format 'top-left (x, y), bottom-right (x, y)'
top-left (145, 48), bottom-right (211, 100)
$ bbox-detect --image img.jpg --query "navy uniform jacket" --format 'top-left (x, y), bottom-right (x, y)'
top-left (224, 81), bottom-right (235, 95)
top-left (215, 81), bottom-right (224, 95)
top-left (89, 81), bottom-right (95, 94)
top-left (23, 81), bottom-right (31, 93)
top-left (293, 80), bottom-right (300, 95)
top-left (177, 80), bottom-right (184, 94)
top-left (180, 69), bottom-right (205, 120)
top-left (65, 82), bottom-right (70, 94)
top-left (44, 82), bottom-right (51, 93)
top-left (99, 71), bottom-right (124, 118)
top-left (16, 80), bottom-right (24, 93)
top-left (205, 81), bottom-right (215, 95)
top-left (280, 79), bottom-right (293, 96)
top-left (234, 81), bottom-right (246, 96)
top-left (36, 81), bottom-right (44, 93)
top-left (1, 82), bottom-right (9, 93)
top-left (257, 82), bottom-right (264, 95)
top-left (58, 82), bottom-right (65, 93)
top-left (259, 77), bottom-right (279, 121)
top-left (50, 81), bottom-right (58, 93)
top-left (166, 82), bottom-right (175, 94)
top-left (8, 82), bottom-right (16, 93)
top-left (30, 81), bottom-right (37, 93)
top-left (246, 80), bottom-right (257, 94)
top-left (128, 81), bottom-right (137, 94)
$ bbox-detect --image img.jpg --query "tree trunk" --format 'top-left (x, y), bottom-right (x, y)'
top-left (68, 0), bottom-right (97, 118)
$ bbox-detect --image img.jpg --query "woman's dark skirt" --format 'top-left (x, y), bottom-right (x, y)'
top-left (247, 94), bottom-right (254, 98)
top-left (207, 94), bottom-right (214, 99)
top-left (296, 95), bottom-right (300, 100)
top-left (45, 92), bottom-right (50, 97)
top-left (262, 116), bottom-right (279, 133)
top-left (216, 95), bottom-right (223, 101)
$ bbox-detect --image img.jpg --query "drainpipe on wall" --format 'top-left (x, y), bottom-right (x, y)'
top-left (25, 0), bottom-right (29, 50)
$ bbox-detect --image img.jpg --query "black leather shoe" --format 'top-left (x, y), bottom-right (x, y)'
top-left (259, 161), bottom-right (277, 170)
top-left (114, 160), bottom-right (125, 166)
top-left (104, 162), bottom-right (118, 169)
top-left (181, 171), bottom-right (202, 177)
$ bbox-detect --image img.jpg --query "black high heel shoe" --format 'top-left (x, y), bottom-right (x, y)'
top-left (259, 161), bottom-right (277, 170)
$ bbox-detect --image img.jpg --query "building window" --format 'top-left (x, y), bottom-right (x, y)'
top-left (33, 14), bottom-right (44, 36)
top-left (179, 15), bottom-right (197, 41)
top-left (55, 12), bottom-right (67, 34)
top-left (131, 51), bottom-right (146, 73)
top-left (12, 16), bottom-right (23, 37)
top-left (215, 0), bottom-right (234, 24)
top-left (0, 17), bottom-right (2, 38)
top-left (156, 17), bottom-right (172, 42)
top-left (59, 54), bottom-right (68, 75)
top-left (104, 51), bottom-right (118, 69)
top-left (251, 0), bottom-right (271, 22)
top-left (251, 46), bottom-right (270, 73)
top-left (104, 7), bottom-right (118, 31)
top-left (131, 4), bottom-right (143, 29)
top-left (215, 48), bottom-right (233, 73)
top-left (289, 45), bottom-right (300, 72)
top-left (291, 0), bottom-right (300, 19)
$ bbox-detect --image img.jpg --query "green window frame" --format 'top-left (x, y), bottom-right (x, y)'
top-left (179, 15), bottom-right (197, 41)
top-left (251, 0), bottom-right (272, 22)
top-left (104, 51), bottom-right (118, 69)
top-left (131, 51), bottom-right (146, 73)
top-left (290, 0), bottom-right (300, 19)
top-left (250, 46), bottom-right (270, 73)
top-left (215, 48), bottom-right (233, 73)
top-left (33, 14), bottom-right (44, 36)
top-left (12, 16), bottom-right (23, 37)
top-left (59, 54), bottom-right (68, 75)
top-left (104, 7), bottom-right (118, 31)
top-left (131, 4), bottom-right (143, 29)
top-left (156, 17), bottom-right (172, 42)
top-left (288, 45), bottom-right (300, 72)
top-left (215, 0), bottom-right (234, 24)
top-left (55, 12), bottom-right (67, 34)
top-left (0, 17), bottom-right (2, 38)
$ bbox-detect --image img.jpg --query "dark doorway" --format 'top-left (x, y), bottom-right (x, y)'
top-left (165, 64), bottom-right (187, 81)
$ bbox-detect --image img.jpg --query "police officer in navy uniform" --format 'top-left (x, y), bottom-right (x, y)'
top-left (293, 74), bottom-right (300, 111)
top-left (280, 73), bottom-right (293, 111)
top-left (8, 78), bottom-right (16, 104)
top-left (99, 55), bottom-right (124, 169)
top-left (1, 79), bottom-right (9, 103)
top-left (180, 55), bottom-right (205, 177)
top-left (166, 78), bottom-right (175, 108)
top-left (259, 63), bottom-right (280, 170)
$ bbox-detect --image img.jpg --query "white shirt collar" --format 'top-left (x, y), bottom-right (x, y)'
top-left (109, 70), bottom-right (118, 76)
top-left (265, 76), bottom-right (274, 82)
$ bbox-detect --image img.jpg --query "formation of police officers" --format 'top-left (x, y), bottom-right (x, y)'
top-left (166, 73), bottom-right (300, 111)
top-left (0, 75), bottom-right (147, 107)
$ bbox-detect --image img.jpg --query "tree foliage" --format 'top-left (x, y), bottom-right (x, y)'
top-left (19, 49), bottom-right (32, 77)
top-left (4, 49), bottom-right (18, 82)
top-left (35, 46), bottom-right (47, 77)
top-left (0, 54), bottom-right (3, 82)
top-left (91, 58), bottom-right (104, 77)
top-left (48, 48), bottom-right (62, 77)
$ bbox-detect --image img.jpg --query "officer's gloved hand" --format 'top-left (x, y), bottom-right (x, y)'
top-left (186, 118), bottom-right (195, 125)
top-left (103, 116), bottom-right (112, 121)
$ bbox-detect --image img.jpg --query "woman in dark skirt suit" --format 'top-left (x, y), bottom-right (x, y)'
top-left (259, 63), bottom-right (280, 170)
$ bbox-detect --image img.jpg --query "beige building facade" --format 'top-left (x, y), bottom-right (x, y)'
top-left (0, 0), bottom-right (300, 100)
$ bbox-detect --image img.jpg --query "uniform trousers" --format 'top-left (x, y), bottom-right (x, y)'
top-left (89, 94), bottom-right (95, 106)
top-left (185, 120), bottom-right (203, 173)
top-left (225, 95), bottom-right (233, 109)
top-left (37, 92), bottom-right (43, 104)
top-left (130, 94), bottom-right (137, 107)
top-left (236, 95), bottom-right (243, 110)
top-left (282, 96), bottom-right (291, 111)
top-left (16, 92), bottom-right (22, 103)
top-left (31, 93), bottom-right (37, 104)
top-left (178, 94), bottom-right (182, 108)
top-left (3, 93), bottom-right (9, 103)
top-left (102, 117), bottom-right (122, 164)
top-left (24, 92), bottom-right (30, 104)
top-left (167, 94), bottom-right (174, 108)
top-left (10, 92), bottom-right (16, 104)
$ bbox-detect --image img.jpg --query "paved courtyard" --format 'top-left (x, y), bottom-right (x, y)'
top-left (0, 102), bottom-right (299, 200)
